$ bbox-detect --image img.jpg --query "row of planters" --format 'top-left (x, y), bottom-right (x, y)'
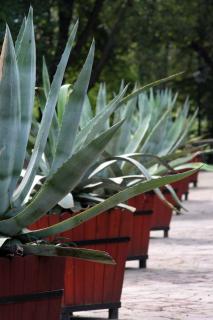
top-left (0, 8), bottom-right (212, 320)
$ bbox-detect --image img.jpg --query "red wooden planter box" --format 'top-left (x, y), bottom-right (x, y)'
top-left (188, 155), bottom-right (201, 187)
top-left (179, 174), bottom-right (190, 200)
top-left (0, 256), bottom-right (65, 320)
top-left (127, 193), bottom-right (154, 268)
top-left (180, 155), bottom-right (202, 193)
top-left (170, 180), bottom-right (185, 200)
top-left (31, 208), bottom-right (133, 319)
top-left (188, 170), bottom-right (199, 187)
top-left (150, 167), bottom-right (199, 238)
top-left (172, 155), bottom-right (202, 200)
top-left (150, 170), bottom-right (194, 238)
top-left (164, 176), bottom-right (189, 201)
top-left (151, 189), bottom-right (174, 238)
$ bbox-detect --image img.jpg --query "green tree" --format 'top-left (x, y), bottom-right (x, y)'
top-left (0, 0), bottom-right (212, 135)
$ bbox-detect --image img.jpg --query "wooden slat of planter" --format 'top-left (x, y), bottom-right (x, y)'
top-left (62, 214), bottom-right (103, 306)
top-left (140, 214), bottom-right (152, 255)
top-left (170, 180), bottom-right (183, 200)
top-left (96, 212), bottom-right (109, 239)
top-left (0, 256), bottom-right (64, 320)
top-left (0, 257), bottom-right (11, 320)
top-left (73, 257), bottom-right (85, 306)
top-left (128, 193), bottom-right (153, 211)
top-left (127, 194), bottom-right (153, 257)
top-left (110, 209), bottom-right (121, 302)
top-left (63, 258), bottom-right (75, 306)
top-left (21, 256), bottom-right (39, 319)
top-left (48, 257), bottom-right (65, 320)
top-left (109, 210), bottom-right (121, 240)
top-left (180, 178), bottom-right (189, 195)
top-left (83, 214), bottom-right (96, 240)
top-left (112, 241), bottom-right (128, 302)
top-left (102, 213), bottom-right (119, 303)
top-left (93, 243), bottom-right (106, 304)
top-left (151, 191), bottom-right (173, 230)
top-left (83, 219), bottom-right (96, 304)
top-left (130, 212), bottom-right (141, 255)
top-left (190, 155), bottom-right (201, 185)
top-left (81, 258), bottom-right (95, 306)
top-left (119, 209), bottom-right (133, 239)
top-left (103, 244), bottom-right (118, 303)
top-left (34, 257), bottom-right (51, 319)
top-left (189, 171), bottom-right (199, 184)
top-left (11, 257), bottom-right (25, 319)
top-left (19, 258), bottom-right (34, 320)
top-left (174, 171), bottom-right (190, 197)
top-left (128, 195), bottom-right (141, 256)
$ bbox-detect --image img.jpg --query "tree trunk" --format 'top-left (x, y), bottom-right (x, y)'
top-left (90, 0), bottom-right (133, 87)
top-left (50, 0), bottom-right (75, 75)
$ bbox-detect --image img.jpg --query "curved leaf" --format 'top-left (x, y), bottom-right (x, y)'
top-left (120, 72), bottom-right (184, 105)
top-left (12, 21), bottom-right (79, 206)
top-left (9, 8), bottom-right (36, 197)
top-left (22, 244), bottom-right (115, 264)
top-left (0, 26), bottom-right (20, 213)
top-left (51, 41), bottom-right (95, 173)
top-left (22, 168), bottom-right (201, 239)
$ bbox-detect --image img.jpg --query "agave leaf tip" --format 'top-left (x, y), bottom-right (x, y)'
top-left (28, 6), bottom-right (33, 17)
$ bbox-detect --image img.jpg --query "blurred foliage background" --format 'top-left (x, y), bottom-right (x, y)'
top-left (0, 0), bottom-right (212, 137)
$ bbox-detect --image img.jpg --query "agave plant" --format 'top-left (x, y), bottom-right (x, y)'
top-left (0, 9), bottom-right (122, 264)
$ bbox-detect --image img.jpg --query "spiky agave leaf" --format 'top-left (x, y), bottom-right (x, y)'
top-left (21, 168), bottom-right (201, 239)
top-left (22, 244), bottom-right (116, 264)
top-left (9, 8), bottom-right (36, 197)
top-left (50, 41), bottom-right (95, 173)
top-left (12, 20), bottom-right (79, 207)
top-left (0, 26), bottom-right (20, 213)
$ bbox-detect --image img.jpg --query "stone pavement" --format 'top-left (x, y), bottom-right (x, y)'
top-left (73, 172), bottom-right (213, 320)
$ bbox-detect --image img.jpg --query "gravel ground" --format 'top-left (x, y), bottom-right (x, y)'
top-left (72, 172), bottom-right (213, 320)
